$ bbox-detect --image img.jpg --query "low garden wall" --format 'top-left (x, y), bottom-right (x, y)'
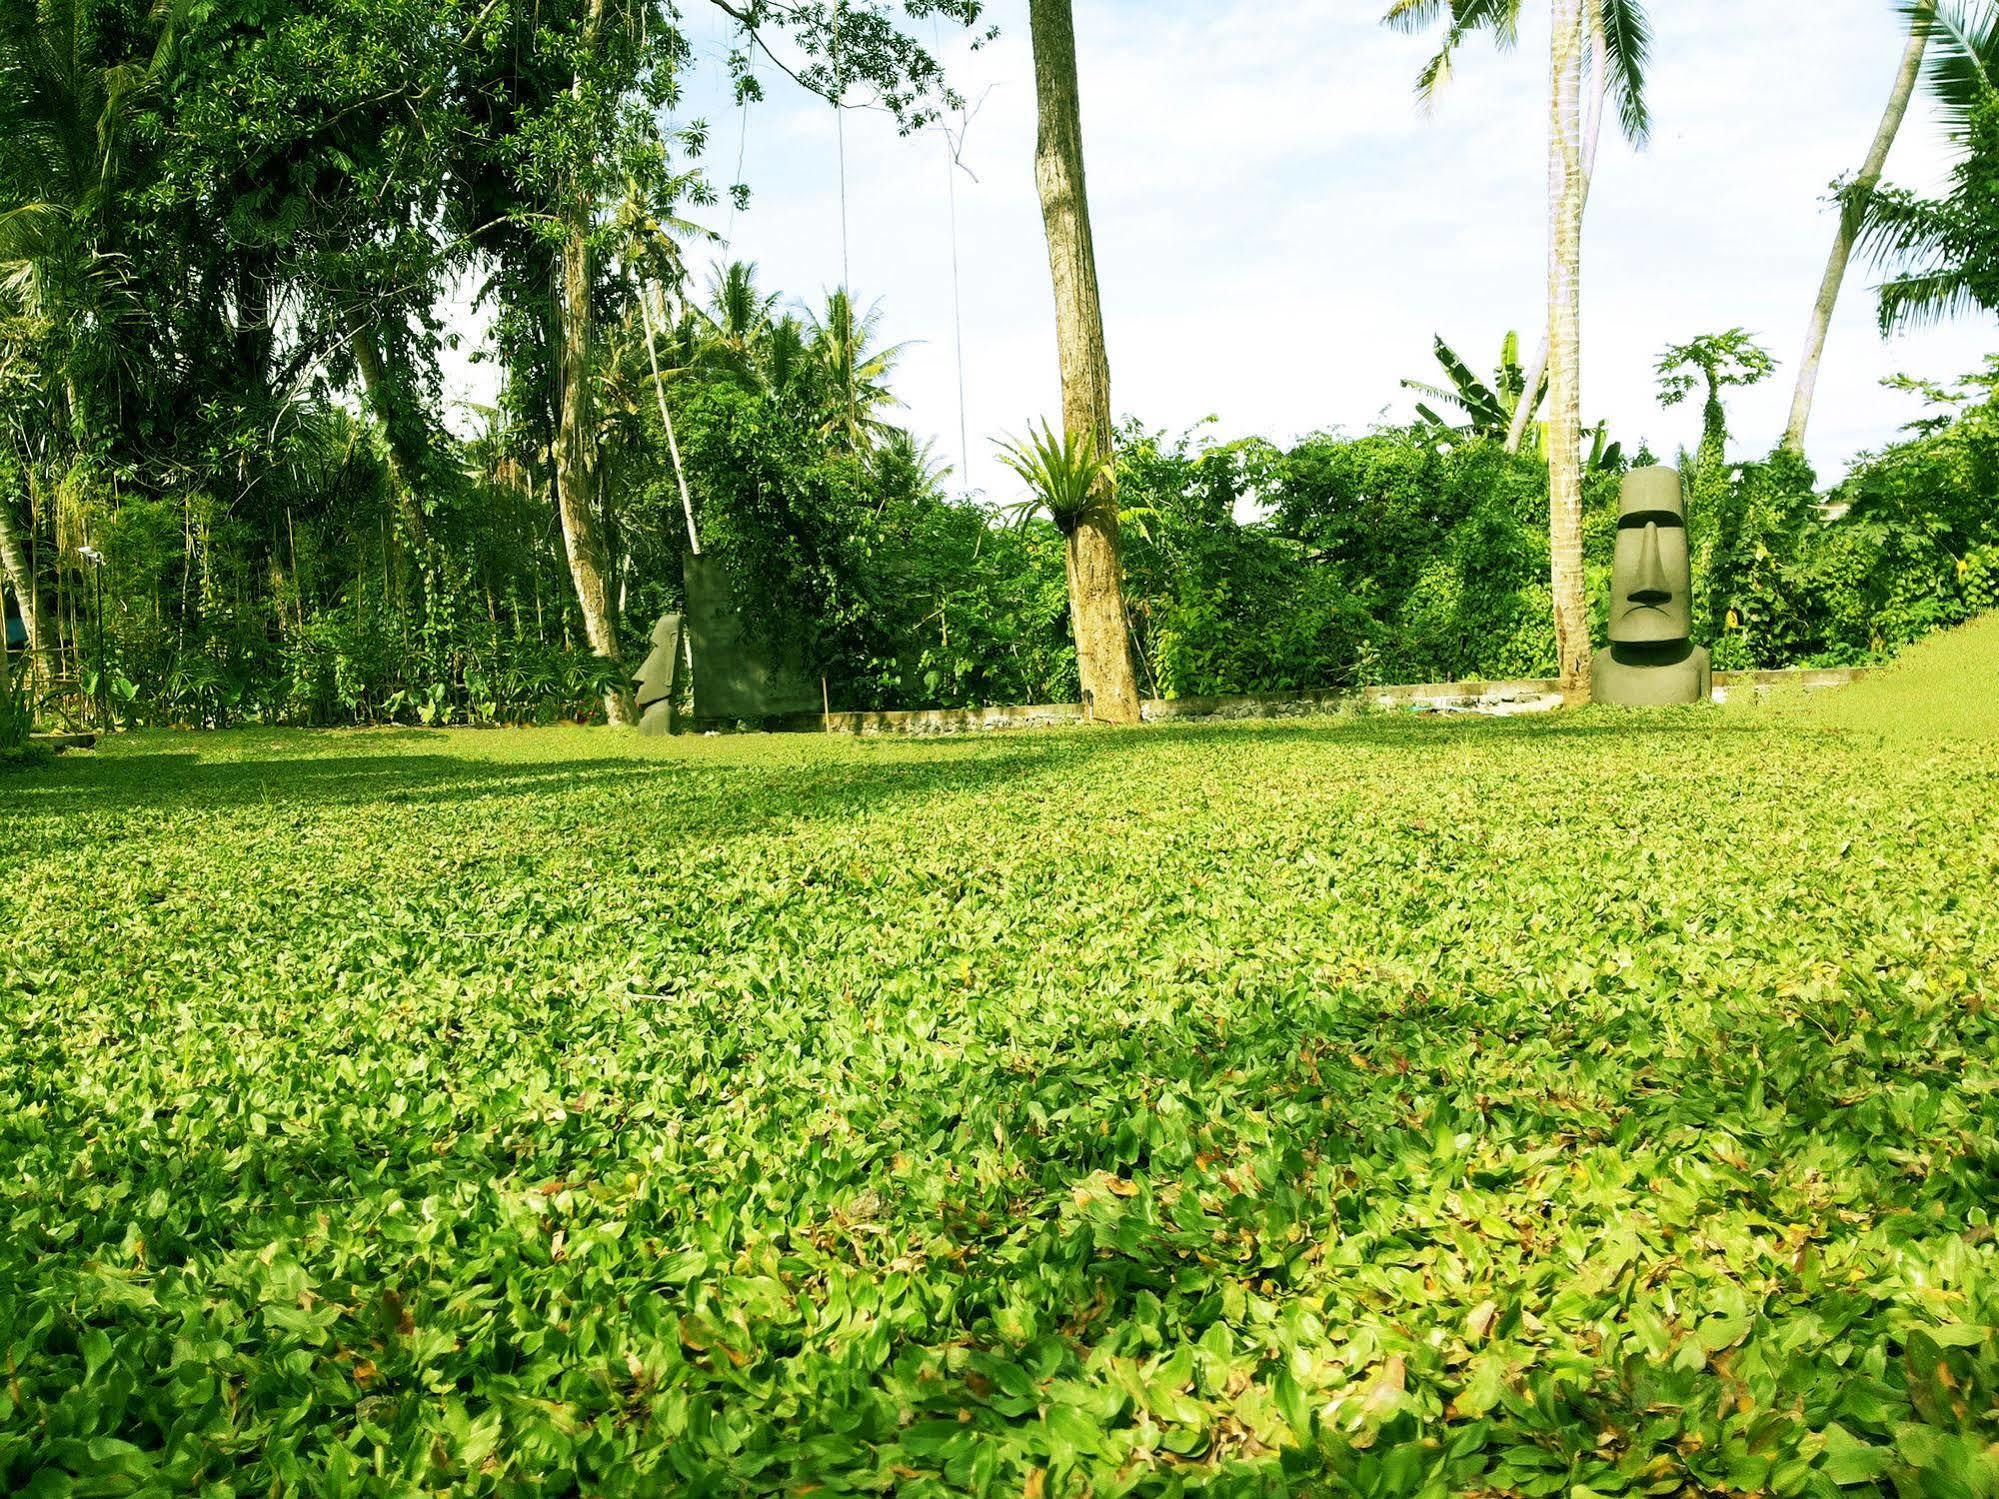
top-left (685, 667), bottom-right (1870, 737)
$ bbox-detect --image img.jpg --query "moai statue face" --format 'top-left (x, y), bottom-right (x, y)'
top-left (1608, 466), bottom-right (1693, 647)
top-left (633, 613), bottom-right (682, 711)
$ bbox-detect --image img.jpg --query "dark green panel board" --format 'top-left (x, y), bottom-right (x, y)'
top-left (683, 553), bottom-right (821, 722)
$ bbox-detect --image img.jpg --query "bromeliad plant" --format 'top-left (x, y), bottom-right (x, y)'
top-left (994, 419), bottom-right (1117, 534)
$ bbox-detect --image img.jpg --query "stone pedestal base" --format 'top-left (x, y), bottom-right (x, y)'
top-left (1591, 644), bottom-right (1712, 707)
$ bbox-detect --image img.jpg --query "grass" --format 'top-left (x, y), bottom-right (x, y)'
top-left (2, 628), bottom-right (1996, 1497)
top-left (1808, 608), bottom-right (1999, 743)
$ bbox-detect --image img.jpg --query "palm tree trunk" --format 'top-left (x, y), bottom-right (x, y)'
top-left (640, 286), bottom-right (701, 555)
top-left (1547, 0), bottom-right (1591, 695)
top-left (0, 489), bottom-right (54, 689)
top-left (348, 320), bottom-right (434, 553)
top-left (1783, 6), bottom-right (1931, 456)
top-left (1, 573), bottom-right (11, 715)
top-left (1507, 0), bottom-right (1609, 458)
top-left (1028, 0), bottom-right (1141, 726)
top-left (553, 0), bottom-right (634, 726)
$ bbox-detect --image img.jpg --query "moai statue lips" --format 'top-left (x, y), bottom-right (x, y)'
top-left (632, 613), bottom-right (683, 736)
top-left (1591, 466), bottom-right (1712, 707)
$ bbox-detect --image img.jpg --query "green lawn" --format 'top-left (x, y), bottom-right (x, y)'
top-left (4, 627), bottom-right (1998, 1498)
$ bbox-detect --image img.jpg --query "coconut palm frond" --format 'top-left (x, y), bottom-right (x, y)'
top-left (1858, 182), bottom-right (1959, 262)
top-left (1857, 170), bottom-right (1999, 333)
top-left (1382, 0), bottom-right (1452, 36)
top-left (1598, 0), bottom-right (1654, 146)
top-left (1905, 0), bottom-right (1999, 139)
top-left (1878, 265), bottom-right (1991, 329)
top-left (0, 202), bottom-right (71, 270)
top-left (1389, 0), bottom-right (1523, 104)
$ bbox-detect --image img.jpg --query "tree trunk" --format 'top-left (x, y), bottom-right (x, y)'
top-left (1028, 0), bottom-right (1141, 726)
top-left (1546, 0), bottom-right (1591, 696)
top-left (640, 286), bottom-right (701, 555)
top-left (1507, 0), bottom-right (1609, 458)
top-left (553, 0), bottom-right (634, 726)
top-left (1783, 7), bottom-right (1930, 456)
top-left (349, 320), bottom-right (434, 553)
top-left (1, 567), bottom-right (11, 714)
top-left (0, 489), bottom-right (54, 688)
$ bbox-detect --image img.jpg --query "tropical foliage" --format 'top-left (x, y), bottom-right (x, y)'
top-left (1403, 332), bottom-right (1542, 442)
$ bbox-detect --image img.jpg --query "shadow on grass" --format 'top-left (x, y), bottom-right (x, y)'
top-left (6, 709), bottom-right (1779, 825)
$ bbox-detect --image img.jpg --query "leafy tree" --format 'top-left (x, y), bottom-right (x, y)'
top-left (1657, 330), bottom-right (1779, 482)
top-left (1657, 328), bottom-right (1778, 637)
top-left (155, 0), bottom-right (475, 556)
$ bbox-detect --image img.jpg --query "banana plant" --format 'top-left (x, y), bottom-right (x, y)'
top-left (1404, 331), bottom-right (1546, 442)
top-left (1407, 331), bottom-right (1623, 471)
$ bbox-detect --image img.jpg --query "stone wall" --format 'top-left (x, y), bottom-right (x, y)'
top-left (680, 667), bottom-right (1872, 737)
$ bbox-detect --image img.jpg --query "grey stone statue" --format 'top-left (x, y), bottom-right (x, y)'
top-left (1591, 466), bottom-right (1712, 707)
top-left (633, 613), bottom-right (683, 737)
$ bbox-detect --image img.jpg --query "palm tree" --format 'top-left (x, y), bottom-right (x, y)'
top-left (1385, 0), bottom-right (1652, 693)
top-left (1386, 1), bottom-right (1651, 449)
top-left (0, 0), bottom-right (153, 686)
top-left (610, 178), bottom-right (710, 555)
top-left (803, 289), bottom-right (908, 453)
top-left (1858, 1), bottom-right (1999, 333)
top-left (703, 260), bottom-right (782, 384)
top-left (1027, 0), bottom-right (1141, 725)
top-left (1782, 3), bottom-right (1935, 455)
top-left (687, 280), bottom-right (912, 456)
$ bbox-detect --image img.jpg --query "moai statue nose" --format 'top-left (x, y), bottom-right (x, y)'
top-left (1629, 522), bottom-right (1671, 606)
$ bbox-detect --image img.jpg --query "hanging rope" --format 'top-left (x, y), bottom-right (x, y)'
top-left (944, 134), bottom-right (969, 487)
top-left (833, 0), bottom-right (851, 295)
top-left (723, 40), bottom-right (753, 248)
top-left (935, 19), bottom-right (971, 488)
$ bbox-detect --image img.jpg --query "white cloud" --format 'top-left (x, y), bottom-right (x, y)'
top-left (442, 0), bottom-right (1997, 498)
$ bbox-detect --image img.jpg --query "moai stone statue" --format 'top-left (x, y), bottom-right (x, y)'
top-left (632, 612), bottom-right (683, 737)
top-left (1591, 466), bottom-right (1713, 707)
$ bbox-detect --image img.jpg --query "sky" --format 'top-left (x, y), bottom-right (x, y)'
top-left (441, 0), bottom-right (1996, 502)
